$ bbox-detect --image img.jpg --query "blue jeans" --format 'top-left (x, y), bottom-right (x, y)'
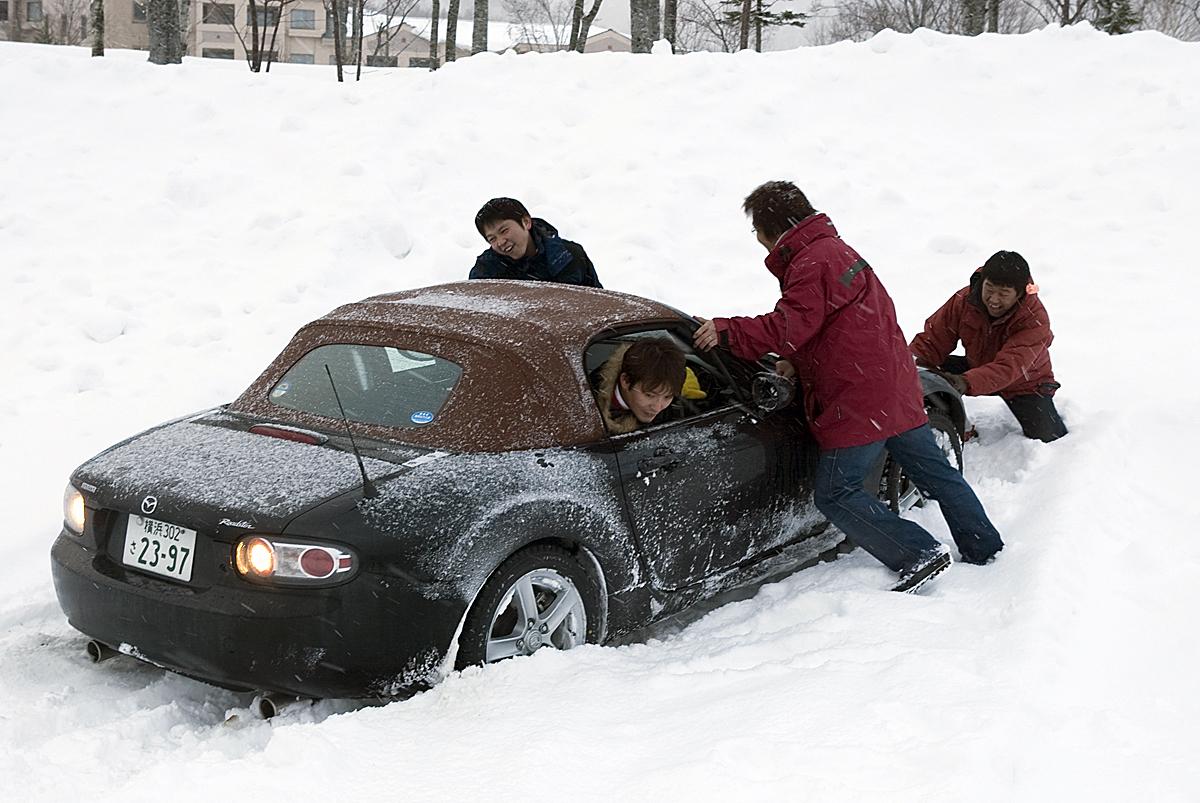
top-left (815, 424), bottom-right (1004, 571)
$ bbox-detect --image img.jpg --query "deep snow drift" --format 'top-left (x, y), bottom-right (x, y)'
top-left (1, 27), bottom-right (1198, 801)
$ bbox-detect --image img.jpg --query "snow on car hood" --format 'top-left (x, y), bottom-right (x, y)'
top-left (74, 411), bottom-right (403, 530)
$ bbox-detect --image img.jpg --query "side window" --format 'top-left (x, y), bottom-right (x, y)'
top-left (584, 328), bottom-right (741, 431)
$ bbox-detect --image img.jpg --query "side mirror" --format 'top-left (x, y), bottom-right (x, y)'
top-left (751, 372), bottom-right (795, 413)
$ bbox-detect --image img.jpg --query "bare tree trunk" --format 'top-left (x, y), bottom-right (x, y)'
top-left (569, 0), bottom-right (584, 48)
top-left (248, 0), bottom-right (263, 70)
top-left (265, 5), bottom-right (284, 72)
top-left (11, 0), bottom-right (24, 43)
top-left (1063, 0), bottom-right (1090, 24)
top-left (663, 0), bottom-right (677, 45)
top-left (178, 0), bottom-right (190, 54)
top-left (355, 0), bottom-right (365, 79)
top-left (472, 0), bottom-right (488, 53)
top-left (91, 0), bottom-right (104, 55)
top-left (575, 0), bottom-right (602, 51)
top-left (350, 0), bottom-right (361, 65)
top-left (962, 0), bottom-right (985, 33)
top-left (754, 0), bottom-right (761, 50)
top-left (649, 0), bottom-right (660, 39)
top-left (738, 0), bottom-right (751, 49)
top-left (988, 0), bottom-right (999, 31)
top-left (429, 0), bottom-right (441, 68)
top-left (445, 0), bottom-right (459, 60)
top-left (333, 0), bottom-right (345, 81)
top-left (631, 0), bottom-right (654, 51)
top-left (147, 0), bottom-right (184, 64)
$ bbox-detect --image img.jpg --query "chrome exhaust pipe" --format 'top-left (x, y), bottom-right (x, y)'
top-left (252, 692), bottom-right (314, 720)
top-left (86, 640), bottom-right (116, 663)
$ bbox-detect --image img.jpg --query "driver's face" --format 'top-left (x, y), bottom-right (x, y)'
top-left (619, 375), bottom-right (675, 424)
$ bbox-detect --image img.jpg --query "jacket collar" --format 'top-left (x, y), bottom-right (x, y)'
top-left (595, 344), bottom-right (640, 435)
top-left (764, 213), bottom-right (837, 280)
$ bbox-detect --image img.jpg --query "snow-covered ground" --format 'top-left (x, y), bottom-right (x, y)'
top-left (2, 26), bottom-right (1198, 800)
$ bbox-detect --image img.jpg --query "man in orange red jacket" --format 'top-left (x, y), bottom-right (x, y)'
top-left (910, 251), bottom-right (1067, 443)
top-left (694, 181), bottom-right (1003, 592)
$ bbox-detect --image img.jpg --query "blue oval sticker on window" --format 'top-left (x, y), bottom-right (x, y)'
top-left (410, 411), bottom-right (435, 425)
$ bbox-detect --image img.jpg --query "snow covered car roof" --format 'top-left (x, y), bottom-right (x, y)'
top-left (230, 280), bottom-right (686, 453)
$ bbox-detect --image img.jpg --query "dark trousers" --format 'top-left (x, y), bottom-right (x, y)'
top-left (815, 424), bottom-right (1005, 571)
top-left (941, 356), bottom-right (1068, 443)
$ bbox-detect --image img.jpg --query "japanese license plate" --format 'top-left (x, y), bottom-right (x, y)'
top-left (123, 515), bottom-right (197, 582)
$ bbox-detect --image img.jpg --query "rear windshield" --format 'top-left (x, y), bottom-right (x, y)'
top-left (269, 344), bottom-right (462, 429)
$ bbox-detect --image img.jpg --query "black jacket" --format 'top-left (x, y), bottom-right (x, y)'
top-left (469, 218), bottom-right (602, 287)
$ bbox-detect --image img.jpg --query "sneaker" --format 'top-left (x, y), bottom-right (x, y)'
top-left (892, 550), bottom-right (952, 593)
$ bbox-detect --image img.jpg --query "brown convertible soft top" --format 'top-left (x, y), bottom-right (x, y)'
top-left (230, 280), bottom-right (686, 452)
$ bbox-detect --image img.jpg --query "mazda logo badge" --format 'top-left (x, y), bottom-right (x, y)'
top-left (141, 496), bottom-right (158, 515)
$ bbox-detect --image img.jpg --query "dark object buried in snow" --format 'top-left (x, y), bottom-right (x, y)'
top-left (51, 281), bottom-right (968, 699)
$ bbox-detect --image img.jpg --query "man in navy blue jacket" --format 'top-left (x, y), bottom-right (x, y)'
top-left (469, 198), bottom-right (602, 287)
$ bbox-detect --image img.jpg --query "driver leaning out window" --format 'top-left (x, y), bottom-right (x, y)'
top-left (594, 340), bottom-right (688, 434)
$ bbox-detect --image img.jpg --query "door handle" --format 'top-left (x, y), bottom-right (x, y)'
top-left (638, 448), bottom-right (682, 475)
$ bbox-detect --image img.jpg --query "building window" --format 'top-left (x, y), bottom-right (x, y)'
top-left (26, 0), bottom-right (43, 23)
top-left (288, 52), bottom-right (314, 64)
top-left (0, 4), bottom-right (9, 23)
top-left (201, 2), bottom-right (234, 24)
top-left (132, 1), bottom-right (145, 22)
top-left (408, 57), bottom-right (435, 69)
top-left (366, 54), bottom-right (397, 67)
top-left (290, 8), bottom-right (314, 29)
top-left (246, 6), bottom-right (280, 27)
top-left (201, 47), bottom-right (235, 59)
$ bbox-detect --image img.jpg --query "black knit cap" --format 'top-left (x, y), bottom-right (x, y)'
top-left (980, 250), bottom-right (1032, 292)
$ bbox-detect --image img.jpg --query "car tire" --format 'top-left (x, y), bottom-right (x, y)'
top-left (882, 408), bottom-right (963, 513)
top-left (455, 544), bottom-right (603, 670)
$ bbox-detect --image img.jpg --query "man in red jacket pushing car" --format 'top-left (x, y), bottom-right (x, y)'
top-left (694, 181), bottom-right (1004, 592)
top-left (910, 251), bottom-right (1067, 443)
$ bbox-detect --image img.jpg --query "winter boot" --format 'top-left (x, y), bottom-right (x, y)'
top-left (892, 549), bottom-right (952, 593)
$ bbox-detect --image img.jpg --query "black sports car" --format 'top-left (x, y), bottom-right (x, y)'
top-left (51, 281), bottom-right (966, 701)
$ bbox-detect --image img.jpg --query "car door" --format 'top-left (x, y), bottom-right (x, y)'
top-left (598, 330), bottom-right (821, 591)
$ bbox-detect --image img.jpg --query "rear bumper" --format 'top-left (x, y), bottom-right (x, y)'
top-left (51, 531), bottom-right (466, 699)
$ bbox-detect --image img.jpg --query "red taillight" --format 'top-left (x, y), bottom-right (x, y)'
top-left (249, 425), bottom-right (326, 445)
top-left (300, 548), bottom-right (336, 578)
